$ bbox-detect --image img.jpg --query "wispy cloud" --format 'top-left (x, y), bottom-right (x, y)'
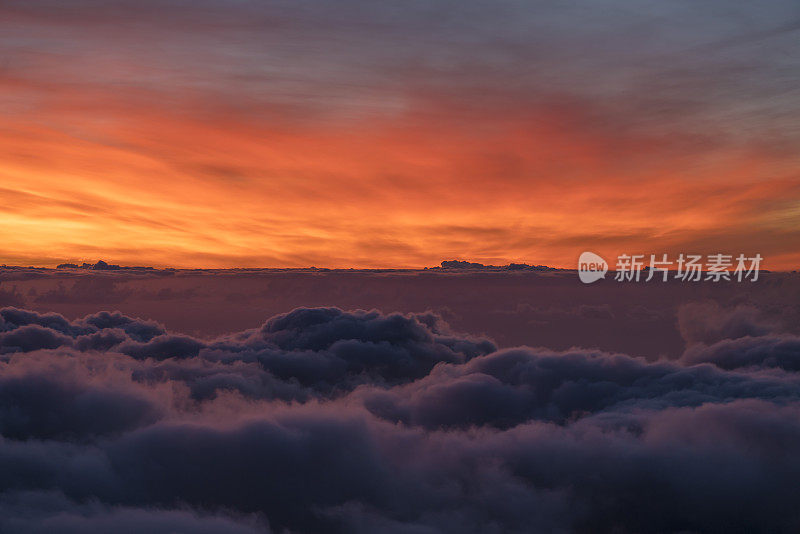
top-left (1, 0), bottom-right (798, 267)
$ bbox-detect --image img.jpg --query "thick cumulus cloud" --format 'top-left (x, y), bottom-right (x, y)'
top-left (0, 492), bottom-right (267, 534)
top-left (1, 306), bottom-right (800, 532)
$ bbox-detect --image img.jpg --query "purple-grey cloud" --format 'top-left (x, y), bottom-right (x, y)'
top-left (1, 305), bottom-right (800, 532)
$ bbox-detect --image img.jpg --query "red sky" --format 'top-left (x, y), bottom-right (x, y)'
top-left (1, 1), bottom-right (798, 269)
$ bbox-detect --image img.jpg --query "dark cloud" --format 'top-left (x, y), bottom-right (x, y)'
top-left (205, 307), bottom-right (496, 392)
top-left (357, 346), bottom-right (800, 429)
top-left (681, 334), bottom-right (800, 371)
top-left (1, 305), bottom-right (800, 532)
top-left (1, 307), bottom-right (89, 336)
top-left (0, 324), bottom-right (74, 353)
top-left (118, 334), bottom-right (205, 361)
top-left (0, 370), bottom-right (161, 441)
top-left (678, 301), bottom-right (777, 345)
top-left (0, 491), bottom-right (267, 534)
top-left (82, 311), bottom-right (165, 342)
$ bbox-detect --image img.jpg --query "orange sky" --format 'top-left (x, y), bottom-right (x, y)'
top-left (1, 1), bottom-right (798, 269)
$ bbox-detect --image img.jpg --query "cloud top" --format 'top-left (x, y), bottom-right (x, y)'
top-left (1, 305), bottom-right (800, 532)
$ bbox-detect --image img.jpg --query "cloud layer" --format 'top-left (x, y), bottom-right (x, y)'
top-left (2, 304), bottom-right (800, 532)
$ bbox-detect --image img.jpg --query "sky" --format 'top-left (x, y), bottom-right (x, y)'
top-left (1, 0), bottom-right (798, 269)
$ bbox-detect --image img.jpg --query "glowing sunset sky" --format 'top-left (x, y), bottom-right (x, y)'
top-left (1, 1), bottom-right (798, 268)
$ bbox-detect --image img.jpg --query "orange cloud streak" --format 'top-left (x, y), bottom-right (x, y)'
top-left (1, 12), bottom-right (798, 270)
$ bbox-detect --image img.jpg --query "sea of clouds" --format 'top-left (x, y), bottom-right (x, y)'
top-left (1, 304), bottom-right (800, 533)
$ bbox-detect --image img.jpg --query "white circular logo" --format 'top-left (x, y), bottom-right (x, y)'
top-left (578, 252), bottom-right (608, 284)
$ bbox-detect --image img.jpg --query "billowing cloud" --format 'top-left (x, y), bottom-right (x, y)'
top-left (677, 301), bottom-right (778, 345)
top-left (2, 305), bottom-right (800, 532)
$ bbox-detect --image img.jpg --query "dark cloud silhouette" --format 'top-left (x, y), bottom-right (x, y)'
top-left (1, 307), bottom-right (89, 336)
top-left (681, 334), bottom-right (800, 371)
top-left (0, 371), bottom-right (161, 441)
top-left (0, 324), bottom-right (73, 353)
top-left (1, 305), bottom-right (800, 533)
top-left (357, 347), bottom-right (800, 429)
top-left (198, 308), bottom-right (497, 394)
top-left (82, 311), bottom-right (165, 342)
top-left (0, 492), bottom-right (267, 534)
top-left (678, 301), bottom-right (778, 345)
